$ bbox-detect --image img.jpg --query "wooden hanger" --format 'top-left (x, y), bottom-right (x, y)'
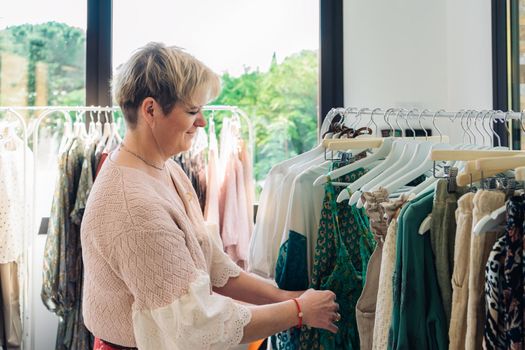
top-left (456, 155), bottom-right (525, 186)
top-left (431, 149), bottom-right (525, 161)
top-left (322, 137), bottom-right (383, 150)
top-left (475, 155), bottom-right (525, 172)
top-left (325, 135), bottom-right (451, 151)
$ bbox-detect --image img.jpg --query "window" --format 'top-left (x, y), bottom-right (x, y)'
top-left (0, 1), bottom-right (87, 108)
top-left (113, 0), bottom-right (320, 189)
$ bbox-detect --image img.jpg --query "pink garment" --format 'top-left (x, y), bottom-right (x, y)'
top-left (204, 127), bottom-right (220, 227)
top-left (219, 153), bottom-right (250, 268)
top-left (239, 141), bottom-right (255, 234)
top-left (81, 157), bottom-right (247, 347)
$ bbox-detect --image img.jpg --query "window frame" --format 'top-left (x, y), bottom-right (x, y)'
top-left (491, 0), bottom-right (521, 149)
top-left (85, 0), bottom-right (342, 129)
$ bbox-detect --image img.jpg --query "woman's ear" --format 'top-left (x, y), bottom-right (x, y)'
top-left (140, 97), bottom-right (156, 128)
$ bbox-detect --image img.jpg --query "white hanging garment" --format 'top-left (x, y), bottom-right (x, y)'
top-left (0, 132), bottom-right (33, 264)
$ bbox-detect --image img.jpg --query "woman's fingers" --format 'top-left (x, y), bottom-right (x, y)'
top-left (326, 322), bottom-right (339, 334)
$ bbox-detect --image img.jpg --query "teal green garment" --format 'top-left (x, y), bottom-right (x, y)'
top-left (389, 190), bottom-right (448, 350)
top-left (272, 231), bottom-right (308, 350)
top-left (299, 168), bottom-right (374, 350)
top-left (273, 166), bottom-right (369, 350)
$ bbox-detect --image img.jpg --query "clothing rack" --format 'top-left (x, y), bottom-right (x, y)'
top-left (325, 108), bottom-right (524, 120)
top-left (0, 104), bottom-right (252, 350)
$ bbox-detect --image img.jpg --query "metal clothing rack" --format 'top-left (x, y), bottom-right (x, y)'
top-left (321, 108), bottom-right (525, 145)
top-left (0, 104), bottom-right (253, 350)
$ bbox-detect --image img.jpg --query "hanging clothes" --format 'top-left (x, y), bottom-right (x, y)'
top-left (0, 262), bottom-right (22, 350)
top-left (0, 130), bottom-right (31, 350)
top-left (389, 190), bottom-right (448, 350)
top-left (430, 180), bottom-right (468, 327)
top-left (465, 190), bottom-right (506, 350)
top-left (174, 152), bottom-right (207, 212)
top-left (355, 188), bottom-right (389, 350)
top-left (218, 117), bottom-right (252, 268)
top-left (42, 134), bottom-right (98, 350)
top-left (372, 195), bottom-right (411, 350)
top-left (449, 192), bottom-right (475, 349)
top-left (299, 165), bottom-right (374, 350)
top-left (204, 119), bottom-right (220, 227)
top-left (0, 135), bottom-right (30, 264)
top-left (271, 162), bottom-right (344, 350)
top-left (483, 195), bottom-right (525, 349)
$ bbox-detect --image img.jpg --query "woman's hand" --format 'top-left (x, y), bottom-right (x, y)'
top-left (298, 289), bottom-right (340, 334)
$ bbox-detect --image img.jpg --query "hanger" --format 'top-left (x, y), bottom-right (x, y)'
top-left (323, 107), bottom-right (373, 161)
top-left (417, 110), bottom-right (478, 234)
top-left (410, 109), bottom-right (453, 197)
top-left (333, 109), bottom-right (399, 199)
top-left (431, 149), bottom-right (524, 161)
top-left (95, 110), bottom-right (103, 139)
top-left (112, 111), bottom-right (123, 143)
top-left (347, 108), bottom-right (417, 206)
top-left (472, 112), bottom-right (525, 235)
top-left (374, 109), bottom-right (452, 196)
top-left (316, 108), bottom-right (392, 187)
top-left (87, 109), bottom-right (101, 143)
top-left (104, 109), bottom-right (122, 153)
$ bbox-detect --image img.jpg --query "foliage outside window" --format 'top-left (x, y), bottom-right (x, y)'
top-left (1, 22), bottom-right (319, 189)
top-left (0, 22), bottom-right (86, 107)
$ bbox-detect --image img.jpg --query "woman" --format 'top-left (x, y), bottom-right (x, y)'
top-left (81, 42), bottom-right (339, 350)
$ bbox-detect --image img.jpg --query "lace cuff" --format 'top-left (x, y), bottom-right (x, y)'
top-left (132, 271), bottom-right (252, 350)
top-left (210, 238), bottom-right (242, 288)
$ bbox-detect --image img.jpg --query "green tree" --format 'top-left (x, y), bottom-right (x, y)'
top-left (0, 21), bottom-right (86, 106)
top-left (214, 50), bottom-right (318, 182)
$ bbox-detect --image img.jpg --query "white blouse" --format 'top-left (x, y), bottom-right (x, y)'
top-left (0, 137), bottom-right (32, 264)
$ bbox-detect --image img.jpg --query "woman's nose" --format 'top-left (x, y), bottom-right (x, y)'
top-left (195, 112), bottom-right (207, 128)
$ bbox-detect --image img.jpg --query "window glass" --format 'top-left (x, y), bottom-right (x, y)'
top-left (113, 0), bottom-right (319, 190)
top-left (0, 1), bottom-right (86, 108)
top-left (0, 2), bottom-right (87, 347)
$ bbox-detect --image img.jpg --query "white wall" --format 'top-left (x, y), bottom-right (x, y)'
top-left (343, 0), bottom-right (493, 144)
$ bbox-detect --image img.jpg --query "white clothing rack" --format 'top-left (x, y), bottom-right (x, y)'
top-left (326, 107), bottom-right (524, 120)
top-left (0, 104), bottom-right (253, 350)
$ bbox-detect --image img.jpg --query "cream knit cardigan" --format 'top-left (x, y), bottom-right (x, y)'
top-left (81, 157), bottom-right (251, 349)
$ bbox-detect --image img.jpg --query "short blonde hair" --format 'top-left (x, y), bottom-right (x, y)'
top-left (113, 42), bottom-right (221, 128)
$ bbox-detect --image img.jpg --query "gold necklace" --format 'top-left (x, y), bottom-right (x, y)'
top-left (120, 143), bottom-right (166, 171)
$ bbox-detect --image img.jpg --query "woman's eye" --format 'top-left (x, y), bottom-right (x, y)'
top-left (188, 110), bottom-right (199, 115)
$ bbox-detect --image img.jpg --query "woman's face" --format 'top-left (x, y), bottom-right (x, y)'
top-left (149, 91), bottom-right (208, 156)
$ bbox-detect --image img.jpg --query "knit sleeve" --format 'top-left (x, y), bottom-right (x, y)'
top-left (114, 225), bottom-right (251, 349)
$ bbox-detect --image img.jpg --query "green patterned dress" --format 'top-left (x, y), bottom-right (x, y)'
top-left (299, 166), bottom-right (374, 350)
